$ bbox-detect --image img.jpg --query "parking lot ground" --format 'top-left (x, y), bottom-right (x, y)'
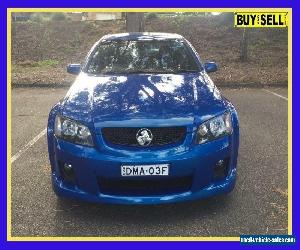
top-left (11, 87), bottom-right (288, 237)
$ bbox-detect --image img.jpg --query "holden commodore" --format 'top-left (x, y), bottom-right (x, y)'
top-left (47, 32), bottom-right (239, 204)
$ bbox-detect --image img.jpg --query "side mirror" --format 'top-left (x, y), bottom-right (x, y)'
top-left (204, 62), bottom-right (218, 73)
top-left (67, 64), bottom-right (81, 75)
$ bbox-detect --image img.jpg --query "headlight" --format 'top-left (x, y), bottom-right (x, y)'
top-left (195, 112), bottom-right (232, 144)
top-left (54, 115), bottom-right (94, 146)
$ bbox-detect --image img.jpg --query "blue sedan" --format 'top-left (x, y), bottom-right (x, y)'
top-left (47, 32), bottom-right (239, 204)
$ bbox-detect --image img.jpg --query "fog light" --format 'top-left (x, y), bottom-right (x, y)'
top-left (216, 160), bottom-right (225, 168)
top-left (64, 163), bottom-right (73, 171)
top-left (60, 162), bottom-right (75, 182)
top-left (213, 158), bottom-right (229, 180)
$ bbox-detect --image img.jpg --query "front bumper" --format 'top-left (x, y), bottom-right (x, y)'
top-left (49, 134), bottom-right (238, 205)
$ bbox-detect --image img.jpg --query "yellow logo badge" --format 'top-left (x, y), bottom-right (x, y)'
top-left (234, 12), bottom-right (288, 28)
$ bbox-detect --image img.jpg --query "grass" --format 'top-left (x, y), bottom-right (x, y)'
top-left (17, 59), bottom-right (59, 68)
top-left (36, 59), bottom-right (59, 67)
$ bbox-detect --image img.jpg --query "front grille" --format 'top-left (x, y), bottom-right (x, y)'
top-left (101, 127), bottom-right (186, 147)
top-left (98, 175), bottom-right (193, 196)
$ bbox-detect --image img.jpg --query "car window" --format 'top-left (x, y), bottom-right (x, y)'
top-left (85, 39), bottom-right (199, 74)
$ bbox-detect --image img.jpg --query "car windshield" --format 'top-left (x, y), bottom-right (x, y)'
top-left (84, 39), bottom-right (200, 74)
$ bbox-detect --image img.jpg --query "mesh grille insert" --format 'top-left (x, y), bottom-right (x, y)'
top-left (101, 127), bottom-right (186, 147)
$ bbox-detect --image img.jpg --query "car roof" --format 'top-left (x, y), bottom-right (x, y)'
top-left (100, 32), bottom-right (184, 42)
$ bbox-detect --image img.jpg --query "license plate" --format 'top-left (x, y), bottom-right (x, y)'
top-left (121, 164), bottom-right (169, 176)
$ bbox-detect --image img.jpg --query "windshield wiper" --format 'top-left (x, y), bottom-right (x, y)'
top-left (126, 70), bottom-right (172, 74)
top-left (98, 69), bottom-right (199, 75)
top-left (174, 69), bottom-right (199, 73)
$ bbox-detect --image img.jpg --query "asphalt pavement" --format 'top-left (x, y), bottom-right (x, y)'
top-left (11, 87), bottom-right (288, 237)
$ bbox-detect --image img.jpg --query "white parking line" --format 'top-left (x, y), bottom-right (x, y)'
top-left (263, 89), bottom-right (288, 101)
top-left (11, 128), bottom-right (47, 163)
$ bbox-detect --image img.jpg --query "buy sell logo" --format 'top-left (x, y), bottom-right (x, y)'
top-left (234, 12), bottom-right (288, 28)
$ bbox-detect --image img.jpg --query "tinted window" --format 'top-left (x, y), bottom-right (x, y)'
top-left (85, 39), bottom-right (199, 74)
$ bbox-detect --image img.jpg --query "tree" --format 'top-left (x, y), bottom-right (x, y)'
top-left (126, 13), bottom-right (144, 32)
top-left (240, 28), bottom-right (249, 62)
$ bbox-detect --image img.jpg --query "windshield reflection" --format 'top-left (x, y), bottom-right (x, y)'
top-left (85, 39), bottom-right (199, 75)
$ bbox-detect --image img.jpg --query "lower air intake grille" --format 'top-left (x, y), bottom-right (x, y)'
top-left (98, 175), bottom-right (193, 196)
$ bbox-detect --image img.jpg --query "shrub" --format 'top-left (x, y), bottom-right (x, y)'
top-left (218, 13), bottom-right (234, 25)
top-left (30, 13), bottom-right (44, 22)
top-left (51, 13), bottom-right (67, 21)
top-left (145, 13), bottom-right (158, 22)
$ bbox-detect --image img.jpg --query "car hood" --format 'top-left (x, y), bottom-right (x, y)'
top-left (61, 72), bottom-right (227, 126)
